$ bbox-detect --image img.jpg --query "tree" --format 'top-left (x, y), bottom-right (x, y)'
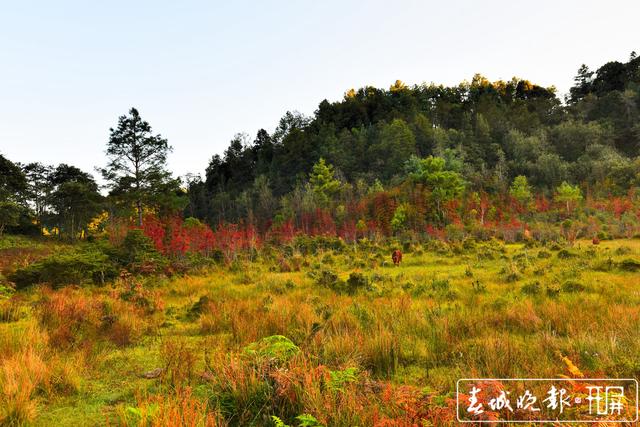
top-left (405, 155), bottom-right (465, 223)
top-left (370, 119), bottom-right (416, 180)
top-left (391, 203), bottom-right (409, 233)
top-left (22, 162), bottom-right (53, 231)
top-left (549, 121), bottom-right (606, 162)
top-left (309, 158), bottom-right (341, 207)
top-left (47, 164), bottom-right (103, 240)
top-left (0, 154), bottom-right (27, 235)
top-left (555, 181), bottom-right (583, 215)
top-left (569, 64), bottom-right (594, 103)
top-left (0, 201), bottom-right (21, 236)
top-left (0, 153), bottom-right (26, 202)
top-left (102, 108), bottom-right (184, 226)
top-left (509, 175), bottom-right (532, 206)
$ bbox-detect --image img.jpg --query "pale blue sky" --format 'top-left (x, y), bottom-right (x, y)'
top-left (1, 0), bottom-right (638, 180)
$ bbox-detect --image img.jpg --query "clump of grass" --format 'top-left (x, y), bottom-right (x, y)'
top-left (0, 298), bottom-right (25, 323)
top-left (118, 387), bottom-right (221, 427)
top-left (108, 307), bottom-right (146, 347)
top-left (0, 351), bottom-right (43, 425)
top-left (0, 344), bottom-right (81, 425)
top-left (471, 279), bottom-right (486, 293)
top-left (361, 326), bottom-right (399, 378)
top-left (592, 256), bottom-right (614, 271)
top-left (188, 295), bottom-right (211, 319)
top-left (37, 286), bottom-right (153, 349)
top-left (160, 337), bottom-right (199, 387)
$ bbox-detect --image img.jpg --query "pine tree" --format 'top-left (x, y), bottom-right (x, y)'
top-left (101, 108), bottom-right (184, 226)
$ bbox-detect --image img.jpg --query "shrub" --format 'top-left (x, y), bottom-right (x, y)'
top-left (618, 258), bottom-right (640, 272)
top-left (614, 246), bottom-right (632, 256)
top-left (346, 272), bottom-right (368, 295)
top-left (537, 250), bottom-right (552, 259)
top-left (521, 281), bottom-right (542, 295)
top-left (8, 248), bottom-right (117, 289)
top-left (561, 280), bottom-right (587, 293)
top-left (120, 229), bottom-right (166, 273)
top-left (314, 269), bottom-right (347, 293)
top-left (293, 236), bottom-right (346, 255)
top-left (557, 249), bottom-right (577, 259)
top-left (546, 284), bottom-right (561, 297)
top-left (188, 295), bottom-right (211, 319)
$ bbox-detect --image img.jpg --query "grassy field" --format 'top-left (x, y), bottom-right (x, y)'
top-left (1, 237), bottom-right (640, 426)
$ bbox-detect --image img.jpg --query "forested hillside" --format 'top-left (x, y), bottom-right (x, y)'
top-left (185, 52), bottom-right (640, 226)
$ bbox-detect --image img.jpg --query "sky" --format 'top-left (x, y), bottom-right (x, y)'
top-left (1, 0), bottom-right (639, 182)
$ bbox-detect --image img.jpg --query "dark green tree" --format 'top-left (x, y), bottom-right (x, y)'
top-left (101, 108), bottom-right (184, 225)
top-left (22, 162), bottom-right (53, 231)
top-left (405, 155), bottom-right (465, 223)
top-left (0, 154), bottom-right (27, 235)
top-left (47, 164), bottom-right (103, 240)
top-left (0, 153), bottom-right (27, 202)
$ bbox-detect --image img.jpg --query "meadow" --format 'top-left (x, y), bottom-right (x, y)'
top-left (1, 235), bottom-right (639, 426)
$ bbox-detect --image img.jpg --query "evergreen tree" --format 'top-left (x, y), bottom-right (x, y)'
top-left (101, 108), bottom-right (184, 225)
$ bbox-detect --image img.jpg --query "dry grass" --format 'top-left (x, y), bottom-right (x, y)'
top-left (1, 238), bottom-right (639, 425)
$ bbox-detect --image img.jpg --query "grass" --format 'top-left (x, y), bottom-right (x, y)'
top-left (1, 237), bottom-right (640, 425)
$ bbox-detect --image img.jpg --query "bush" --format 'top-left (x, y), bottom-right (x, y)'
top-left (346, 272), bottom-right (368, 294)
top-left (314, 268), bottom-right (340, 288)
top-left (614, 246), bottom-right (632, 256)
top-left (188, 295), bottom-right (211, 319)
top-left (8, 248), bottom-right (117, 289)
top-left (537, 250), bottom-right (552, 259)
top-left (120, 229), bottom-right (166, 273)
top-left (557, 249), bottom-right (577, 259)
top-left (521, 281), bottom-right (542, 295)
top-left (293, 235), bottom-right (346, 255)
top-left (546, 284), bottom-right (561, 297)
top-left (561, 280), bottom-right (587, 293)
top-left (618, 258), bottom-right (640, 272)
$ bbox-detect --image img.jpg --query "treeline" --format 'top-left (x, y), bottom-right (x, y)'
top-left (186, 52), bottom-right (640, 226)
top-left (1, 52), bottom-right (639, 242)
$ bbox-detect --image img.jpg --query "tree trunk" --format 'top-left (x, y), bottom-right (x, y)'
top-left (137, 200), bottom-right (143, 227)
